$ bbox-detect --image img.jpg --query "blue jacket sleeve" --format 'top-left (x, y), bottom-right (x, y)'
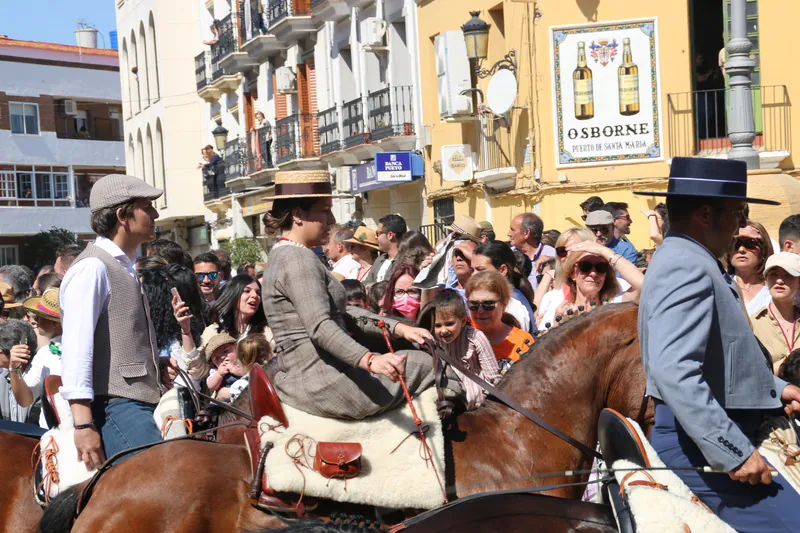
top-left (645, 260), bottom-right (754, 472)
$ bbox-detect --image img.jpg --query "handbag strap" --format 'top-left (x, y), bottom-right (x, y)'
top-left (423, 339), bottom-right (602, 461)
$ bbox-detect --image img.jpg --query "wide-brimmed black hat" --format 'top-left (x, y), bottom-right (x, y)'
top-left (634, 157), bottom-right (779, 206)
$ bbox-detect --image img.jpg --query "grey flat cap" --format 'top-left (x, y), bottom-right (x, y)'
top-left (585, 210), bottom-right (614, 226)
top-left (90, 174), bottom-right (163, 212)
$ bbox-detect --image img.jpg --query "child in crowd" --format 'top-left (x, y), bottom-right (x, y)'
top-left (341, 279), bottom-right (367, 309)
top-left (778, 349), bottom-right (800, 388)
top-left (204, 331), bottom-right (249, 403)
top-left (237, 334), bottom-right (270, 371)
top-left (367, 281), bottom-right (389, 314)
top-left (430, 290), bottom-right (500, 410)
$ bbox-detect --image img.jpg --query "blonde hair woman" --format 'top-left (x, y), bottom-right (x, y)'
top-left (533, 227), bottom-right (594, 309)
top-left (536, 231), bottom-right (643, 331)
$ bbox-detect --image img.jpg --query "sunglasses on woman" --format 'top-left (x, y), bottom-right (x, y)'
top-left (467, 300), bottom-right (498, 312)
top-left (556, 246), bottom-right (568, 258)
top-left (577, 260), bottom-right (609, 275)
top-left (196, 271), bottom-right (220, 281)
top-left (453, 250), bottom-right (470, 264)
top-left (733, 237), bottom-right (761, 253)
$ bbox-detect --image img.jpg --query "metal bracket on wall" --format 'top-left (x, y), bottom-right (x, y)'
top-left (476, 50), bottom-right (517, 79)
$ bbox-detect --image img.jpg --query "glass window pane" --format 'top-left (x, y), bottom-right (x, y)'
top-left (746, 2), bottom-right (758, 17)
top-left (53, 175), bottom-right (69, 199)
top-left (751, 70), bottom-right (761, 86)
top-left (24, 105), bottom-right (39, 134)
top-left (17, 173), bottom-right (32, 198)
top-left (746, 19), bottom-right (758, 34)
top-left (35, 174), bottom-right (52, 199)
top-left (9, 103), bottom-right (24, 134)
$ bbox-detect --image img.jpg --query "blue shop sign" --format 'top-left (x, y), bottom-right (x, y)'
top-left (349, 152), bottom-right (423, 194)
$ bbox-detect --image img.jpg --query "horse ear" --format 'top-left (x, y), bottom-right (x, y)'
top-left (249, 364), bottom-right (289, 429)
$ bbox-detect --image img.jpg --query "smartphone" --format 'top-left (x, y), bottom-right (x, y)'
top-left (171, 287), bottom-right (183, 305)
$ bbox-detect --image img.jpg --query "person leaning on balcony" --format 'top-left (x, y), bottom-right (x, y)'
top-left (198, 145), bottom-right (223, 193)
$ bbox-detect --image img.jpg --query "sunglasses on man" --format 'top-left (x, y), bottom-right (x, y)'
top-left (733, 237), bottom-right (761, 253)
top-left (588, 225), bottom-right (611, 235)
top-left (577, 260), bottom-right (610, 275)
top-left (467, 300), bottom-right (498, 312)
top-left (196, 271), bottom-right (220, 281)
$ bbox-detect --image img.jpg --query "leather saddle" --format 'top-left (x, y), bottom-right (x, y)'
top-left (597, 408), bottom-right (650, 533)
top-left (41, 375), bottom-right (62, 429)
top-left (242, 365), bottom-right (313, 515)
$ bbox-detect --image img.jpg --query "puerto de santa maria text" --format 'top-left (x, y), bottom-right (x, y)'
top-left (550, 18), bottom-right (663, 168)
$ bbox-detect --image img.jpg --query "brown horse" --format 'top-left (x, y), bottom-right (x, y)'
top-left (0, 431), bottom-right (43, 533)
top-left (38, 303), bottom-right (648, 533)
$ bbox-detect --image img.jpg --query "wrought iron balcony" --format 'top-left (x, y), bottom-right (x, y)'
top-left (195, 51), bottom-right (210, 90)
top-left (275, 113), bottom-right (319, 165)
top-left (224, 137), bottom-right (248, 183)
top-left (268, 0), bottom-right (311, 27)
top-left (245, 0), bottom-right (270, 40)
top-left (204, 185), bottom-right (233, 202)
top-left (247, 124), bottom-right (275, 173)
top-left (367, 86), bottom-right (414, 141)
top-left (210, 14), bottom-right (236, 80)
top-left (666, 85), bottom-right (790, 165)
top-left (318, 105), bottom-right (341, 155)
top-left (342, 96), bottom-right (368, 149)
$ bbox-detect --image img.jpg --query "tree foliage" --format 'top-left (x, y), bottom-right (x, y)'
top-left (27, 227), bottom-right (81, 266)
top-left (221, 237), bottom-right (265, 266)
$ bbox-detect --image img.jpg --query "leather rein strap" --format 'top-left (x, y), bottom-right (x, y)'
top-left (424, 339), bottom-right (602, 461)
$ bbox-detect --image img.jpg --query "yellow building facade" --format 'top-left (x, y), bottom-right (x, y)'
top-left (416, 0), bottom-right (800, 249)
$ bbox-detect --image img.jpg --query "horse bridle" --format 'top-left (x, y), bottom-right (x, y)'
top-left (420, 338), bottom-right (603, 461)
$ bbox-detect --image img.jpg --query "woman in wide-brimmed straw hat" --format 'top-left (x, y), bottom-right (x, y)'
top-left (343, 226), bottom-right (380, 282)
top-left (261, 171), bottom-right (462, 419)
top-left (9, 288), bottom-right (63, 429)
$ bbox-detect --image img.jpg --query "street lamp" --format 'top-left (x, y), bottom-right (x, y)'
top-left (212, 121), bottom-right (229, 152)
top-left (461, 11), bottom-right (517, 79)
top-left (462, 11), bottom-right (490, 61)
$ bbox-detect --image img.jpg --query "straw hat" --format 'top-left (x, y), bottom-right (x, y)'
top-left (446, 214), bottom-right (481, 242)
top-left (0, 282), bottom-right (21, 309)
top-left (23, 288), bottom-right (61, 321)
top-left (269, 170), bottom-right (338, 200)
top-left (344, 226), bottom-right (381, 251)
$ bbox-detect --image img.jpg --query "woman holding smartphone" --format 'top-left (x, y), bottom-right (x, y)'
top-left (536, 231), bottom-right (643, 332)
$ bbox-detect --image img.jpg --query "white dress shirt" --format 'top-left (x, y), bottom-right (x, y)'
top-left (376, 256), bottom-right (395, 283)
top-left (23, 335), bottom-right (62, 428)
top-left (60, 237), bottom-right (140, 401)
top-left (332, 254), bottom-right (361, 279)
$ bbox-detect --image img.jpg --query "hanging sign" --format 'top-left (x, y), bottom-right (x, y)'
top-left (375, 152), bottom-right (413, 182)
top-left (550, 18), bottom-right (663, 167)
top-left (441, 144), bottom-right (473, 182)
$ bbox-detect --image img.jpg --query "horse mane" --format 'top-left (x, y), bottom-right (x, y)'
top-left (497, 302), bottom-right (639, 393)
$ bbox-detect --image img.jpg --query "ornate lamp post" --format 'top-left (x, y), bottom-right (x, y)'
top-left (461, 11), bottom-right (516, 79)
top-left (212, 121), bottom-right (229, 152)
top-left (726, 0), bottom-right (759, 169)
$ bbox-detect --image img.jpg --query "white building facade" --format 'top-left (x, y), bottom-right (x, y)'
top-left (0, 37), bottom-right (125, 266)
top-left (115, 0), bottom-right (209, 256)
top-left (194, 0), bottom-right (427, 248)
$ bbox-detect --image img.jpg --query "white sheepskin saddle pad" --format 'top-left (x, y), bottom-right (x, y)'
top-left (259, 388), bottom-right (446, 510)
top-left (153, 387), bottom-right (190, 440)
top-left (611, 418), bottom-right (734, 533)
top-left (38, 392), bottom-right (96, 502)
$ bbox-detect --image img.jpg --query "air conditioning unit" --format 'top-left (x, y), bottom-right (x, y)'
top-left (361, 18), bottom-right (388, 51)
top-left (276, 66), bottom-right (297, 94)
top-left (434, 31), bottom-right (473, 120)
top-left (63, 100), bottom-right (78, 115)
top-left (335, 167), bottom-right (351, 193)
top-left (108, 108), bottom-right (121, 120)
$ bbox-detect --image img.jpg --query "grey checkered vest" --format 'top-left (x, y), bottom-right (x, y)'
top-left (72, 243), bottom-right (161, 404)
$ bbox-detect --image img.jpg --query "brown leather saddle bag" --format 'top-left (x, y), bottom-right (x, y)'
top-left (313, 442), bottom-right (362, 480)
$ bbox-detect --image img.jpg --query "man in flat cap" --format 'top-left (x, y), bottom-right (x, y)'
top-left (61, 174), bottom-right (170, 469)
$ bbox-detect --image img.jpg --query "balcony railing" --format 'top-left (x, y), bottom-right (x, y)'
top-left (224, 138), bottom-right (248, 182)
top-left (420, 223), bottom-right (447, 246)
top-left (667, 85), bottom-right (790, 158)
top-left (247, 125), bottom-right (274, 173)
top-left (318, 105), bottom-right (341, 155)
top-left (275, 113), bottom-right (319, 164)
top-left (473, 108), bottom-right (527, 173)
top-left (342, 96), bottom-right (368, 149)
top-left (243, 0), bottom-right (269, 41)
top-left (210, 14), bottom-right (235, 80)
top-left (368, 86), bottom-right (414, 141)
top-left (204, 186), bottom-right (233, 202)
top-left (268, 0), bottom-right (311, 27)
top-left (195, 51), bottom-right (210, 89)
top-left (56, 117), bottom-right (123, 142)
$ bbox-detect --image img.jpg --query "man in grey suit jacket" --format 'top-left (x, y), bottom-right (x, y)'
top-left (637, 157), bottom-right (800, 530)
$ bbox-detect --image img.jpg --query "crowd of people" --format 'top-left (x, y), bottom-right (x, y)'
top-left (4, 163), bottom-right (800, 529)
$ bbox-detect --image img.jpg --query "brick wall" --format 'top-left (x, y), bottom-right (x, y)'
top-left (0, 91), bottom-right (57, 132)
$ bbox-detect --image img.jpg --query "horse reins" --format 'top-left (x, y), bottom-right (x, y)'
top-left (420, 338), bottom-right (603, 461)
